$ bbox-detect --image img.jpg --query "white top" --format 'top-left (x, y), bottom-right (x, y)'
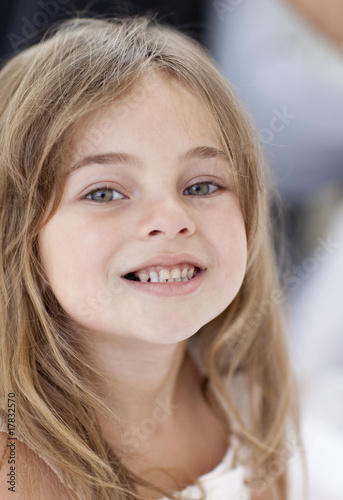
top-left (0, 416), bottom-right (249, 500)
top-left (158, 444), bottom-right (249, 499)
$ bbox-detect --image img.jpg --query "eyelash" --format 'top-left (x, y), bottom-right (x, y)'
top-left (85, 185), bottom-right (125, 202)
top-left (183, 179), bottom-right (224, 196)
top-left (84, 179), bottom-right (225, 203)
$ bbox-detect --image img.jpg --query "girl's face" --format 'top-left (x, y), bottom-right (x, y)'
top-left (39, 75), bottom-right (247, 344)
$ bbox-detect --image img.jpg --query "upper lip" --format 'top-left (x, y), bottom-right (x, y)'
top-left (122, 253), bottom-right (206, 275)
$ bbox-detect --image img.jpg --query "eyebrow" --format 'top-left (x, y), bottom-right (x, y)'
top-left (69, 146), bottom-right (231, 174)
top-left (181, 146), bottom-right (230, 163)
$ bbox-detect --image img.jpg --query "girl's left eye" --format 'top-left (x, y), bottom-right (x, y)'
top-left (184, 181), bottom-right (221, 196)
top-left (85, 188), bottom-right (124, 202)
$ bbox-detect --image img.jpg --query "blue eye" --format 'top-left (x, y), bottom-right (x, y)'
top-left (184, 182), bottom-right (220, 196)
top-left (86, 188), bottom-right (124, 202)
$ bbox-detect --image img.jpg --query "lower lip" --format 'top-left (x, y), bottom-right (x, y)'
top-left (121, 270), bottom-right (206, 297)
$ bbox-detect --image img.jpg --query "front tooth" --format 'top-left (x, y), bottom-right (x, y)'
top-left (181, 268), bottom-right (188, 278)
top-left (159, 269), bottom-right (170, 280)
top-left (149, 271), bottom-right (159, 282)
top-left (187, 269), bottom-right (194, 279)
top-left (138, 272), bottom-right (149, 282)
top-left (170, 268), bottom-right (181, 279)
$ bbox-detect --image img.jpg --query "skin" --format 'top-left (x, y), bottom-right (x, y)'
top-left (38, 74), bottom-right (248, 492)
top-left (287, 0), bottom-right (343, 46)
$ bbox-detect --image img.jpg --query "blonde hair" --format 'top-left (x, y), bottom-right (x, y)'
top-left (0, 16), bottom-right (300, 499)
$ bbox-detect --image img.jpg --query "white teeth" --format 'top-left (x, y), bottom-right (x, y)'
top-left (149, 271), bottom-right (159, 282)
top-left (137, 272), bottom-right (149, 282)
top-left (181, 268), bottom-right (188, 278)
top-left (152, 270), bottom-right (188, 283)
top-left (187, 269), bottom-right (194, 279)
top-left (159, 269), bottom-right (170, 280)
top-left (134, 265), bottom-right (198, 282)
top-left (170, 268), bottom-right (181, 279)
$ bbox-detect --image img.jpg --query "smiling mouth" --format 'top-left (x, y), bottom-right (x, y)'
top-left (123, 264), bottom-right (201, 283)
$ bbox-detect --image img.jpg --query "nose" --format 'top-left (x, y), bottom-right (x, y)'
top-left (137, 196), bottom-right (196, 240)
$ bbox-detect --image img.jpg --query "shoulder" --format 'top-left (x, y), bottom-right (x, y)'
top-left (0, 431), bottom-right (69, 499)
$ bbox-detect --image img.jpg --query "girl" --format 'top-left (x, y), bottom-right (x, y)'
top-left (0, 16), bottom-right (300, 500)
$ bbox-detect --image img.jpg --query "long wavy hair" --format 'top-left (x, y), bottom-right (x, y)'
top-left (0, 16), bottom-right (300, 500)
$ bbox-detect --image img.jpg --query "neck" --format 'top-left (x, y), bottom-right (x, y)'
top-left (83, 333), bottom-right (201, 454)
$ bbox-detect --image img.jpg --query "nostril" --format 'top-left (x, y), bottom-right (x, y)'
top-left (149, 228), bottom-right (188, 236)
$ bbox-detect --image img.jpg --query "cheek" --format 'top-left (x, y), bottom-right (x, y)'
top-left (208, 206), bottom-right (247, 284)
top-left (39, 216), bottom-right (114, 300)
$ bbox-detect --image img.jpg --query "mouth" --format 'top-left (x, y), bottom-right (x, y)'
top-left (122, 263), bottom-right (202, 283)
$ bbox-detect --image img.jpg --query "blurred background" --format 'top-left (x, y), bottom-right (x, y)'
top-left (1, 0), bottom-right (342, 497)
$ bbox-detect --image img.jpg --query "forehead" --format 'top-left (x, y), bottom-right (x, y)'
top-left (69, 73), bottom-right (225, 162)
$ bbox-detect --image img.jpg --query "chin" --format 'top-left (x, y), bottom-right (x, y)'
top-left (118, 317), bottom-right (199, 345)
